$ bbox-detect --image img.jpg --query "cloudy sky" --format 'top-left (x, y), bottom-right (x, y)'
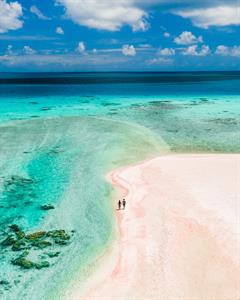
top-left (0, 0), bottom-right (240, 71)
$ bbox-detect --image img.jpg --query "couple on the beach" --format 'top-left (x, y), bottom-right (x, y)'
top-left (118, 199), bottom-right (126, 210)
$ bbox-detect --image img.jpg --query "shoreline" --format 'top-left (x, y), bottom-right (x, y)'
top-left (65, 153), bottom-right (240, 300)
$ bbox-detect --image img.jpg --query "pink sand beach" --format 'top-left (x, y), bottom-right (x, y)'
top-left (67, 154), bottom-right (240, 300)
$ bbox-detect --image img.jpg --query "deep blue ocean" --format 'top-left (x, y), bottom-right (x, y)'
top-left (1, 72), bottom-right (240, 97)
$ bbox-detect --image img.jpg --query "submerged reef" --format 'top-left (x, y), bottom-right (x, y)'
top-left (40, 204), bottom-right (55, 210)
top-left (101, 102), bottom-right (121, 107)
top-left (1, 175), bottom-right (36, 208)
top-left (41, 107), bottom-right (52, 111)
top-left (1, 224), bottom-right (73, 270)
top-left (12, 251), bottom-right (50, 270)
top-left (206, 117), bottom-right (239, 125)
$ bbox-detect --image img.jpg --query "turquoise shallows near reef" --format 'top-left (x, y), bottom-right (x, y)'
top-left (0, 72), bottom-right (240, 299)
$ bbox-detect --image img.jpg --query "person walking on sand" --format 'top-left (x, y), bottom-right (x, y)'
top-left (118, 200), bottom-right (121, 210)
top-left (122, 198), bottom-right (126, 210)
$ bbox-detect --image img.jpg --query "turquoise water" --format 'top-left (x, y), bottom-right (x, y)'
top-left (1, 93), bottom-right (239, 152)
top-left (0, 73), bottom-right (239, 299)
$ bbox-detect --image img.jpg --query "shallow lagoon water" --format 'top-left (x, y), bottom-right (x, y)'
top-left (0, 117), bottom-right (165, 299)
top-left (0, 73), bottom-right (239, 299)
top-left (1, 93), bottom-right (239, 152)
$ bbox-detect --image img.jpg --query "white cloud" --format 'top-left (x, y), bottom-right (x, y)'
top-left (0, 0), bottom-right (23, 33)
top-left (122, 44), bottom-right (136, 56)
top-left (53, 1), bottom-right (240, 31)
top-left (215, 45), bottom-right (229, 56)
top-left (139, 43), bottom-right (152, 48)
top-left (93, 45), bottom-right (150, 54)
top-left (0, 35), bottom-right (59, 41)
top-left (174, 31), bottom-right (203, 45)
top-left (146, 57), bottom-right (173, 65)
top-left (216, 45), bottom-right (240, 57)
top-left (163, 32), bottom-right (170, 38)
top-left (173, 6), bottom-right (240, 29)
top-left (227, 47), bottom-right (240, 57)
top-left (158, 48), bottom-right (175, 56)
top-left (56, 0), bottom-right (149, 31)
top-left (182, 45), bottom-right (210, 56)
top-left (56, 26), bottom-right (64, 35)
top-left (0, 53), bottom-right (129, 69)
top-left (96, 48), bottom-right (120, 53)
top-left (30, 5), bottom-right (50, 20)
top-left (6, 44), bottom-right (13, 55)
top-left (23, 45), bottom-right (36, 55)
top-left (76, 41), bottom-right (86, 53)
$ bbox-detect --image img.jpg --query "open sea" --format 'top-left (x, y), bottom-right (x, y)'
top-left (0, 72), bottom-right (239, 299)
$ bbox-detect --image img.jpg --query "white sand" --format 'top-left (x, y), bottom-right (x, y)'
top-left (68, 154), bottom-right (240, 300)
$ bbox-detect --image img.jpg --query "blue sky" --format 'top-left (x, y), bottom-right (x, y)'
top-left (0, 0), bottom-right (240, 71)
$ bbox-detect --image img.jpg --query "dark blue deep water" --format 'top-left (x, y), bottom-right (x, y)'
top-left (1, 72), bottom-right (240, 98)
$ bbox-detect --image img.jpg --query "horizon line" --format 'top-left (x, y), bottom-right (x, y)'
top-left (1, 70), bottom-right (240, 74)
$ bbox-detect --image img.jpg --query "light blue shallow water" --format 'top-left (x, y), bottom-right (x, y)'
top-left (0, 73), bottom-right (239, 299)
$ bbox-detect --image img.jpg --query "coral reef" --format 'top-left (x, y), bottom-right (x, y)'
top-left (40, 204), bottom-right (55, 210)
top-left (1, 224), bottom-right (73, 270)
